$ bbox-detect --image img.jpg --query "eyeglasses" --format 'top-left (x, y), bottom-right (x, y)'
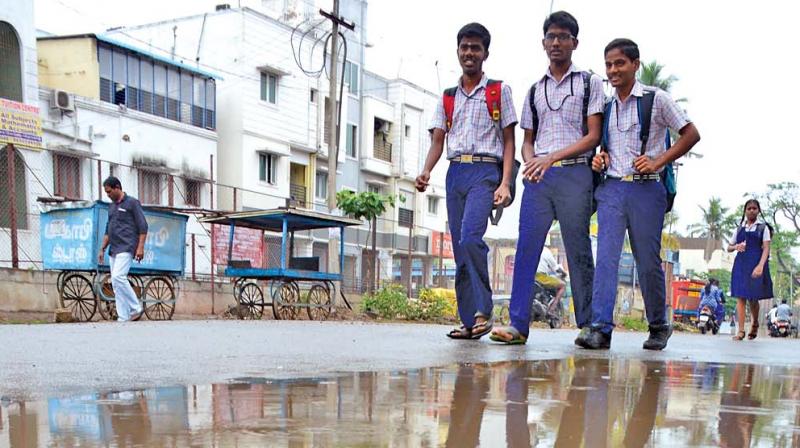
top-left (544, 33), bottom-right (574, 43)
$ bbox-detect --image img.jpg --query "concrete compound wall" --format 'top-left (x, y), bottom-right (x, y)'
top-left (0, 267), bottom-right (233, 317)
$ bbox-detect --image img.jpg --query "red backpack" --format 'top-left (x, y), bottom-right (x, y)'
top-left (441, 80), bottom-right (519, 225)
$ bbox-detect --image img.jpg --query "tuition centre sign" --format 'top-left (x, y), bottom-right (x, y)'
top-left (0, 98), bottom-right (42, 149)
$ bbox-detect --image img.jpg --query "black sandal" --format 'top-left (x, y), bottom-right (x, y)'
top-left (447, 326), bottom-right (472, 339)
top-left (470, 317), bottom-right (494, 340)
top-left (748, 323), bottom-right (759, 340)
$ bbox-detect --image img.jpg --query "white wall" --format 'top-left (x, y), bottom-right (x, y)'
top-left (679, 248), bottom-right (735, 275)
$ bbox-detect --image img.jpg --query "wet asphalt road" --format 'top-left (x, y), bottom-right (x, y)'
top-left (1, 320), bottom-right (797, 399)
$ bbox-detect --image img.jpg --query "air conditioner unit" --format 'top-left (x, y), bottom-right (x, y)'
top-left (51, 89), bottom-right (75, 112)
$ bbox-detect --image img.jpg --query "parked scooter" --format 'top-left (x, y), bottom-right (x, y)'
top-left (697, 305), bottom-right (719, 335)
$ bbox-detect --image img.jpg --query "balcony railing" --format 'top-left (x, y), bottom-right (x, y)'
top-left (289, 183), bottom-right (308, 208)
top-left (374, 138), bottom-right (393, 163)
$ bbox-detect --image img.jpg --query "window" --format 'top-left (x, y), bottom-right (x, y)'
top-left (98, 46), bottom-right (112, 103)
top-left (185, 179), bottom-right (201, 206)
top-left (260, 72), bottom-right (277, 104)
top-left (258, 153), bottom-right (278, 185)
top-left (405, 125), bottom-right (411, 138)
top-left (192, 76), bottom-right (205, 127)
top-left (0, 147), bottom-right (27, 229)
top-left (153, 63), bottom-right (167, 117)
top-left (180, 72), bottom-right (192, 124)
top-left (367, 184), bottom-right (381, 195)
top-left (53, 155), bottom-right (81, 199)
top-left (112, 50), bottom-right (127, 106)
top-left (0, 22), bottom-right (23, 102)
top-left (427, 196), bottom-right (439, 215)
top-left (343, 60), bottom-right (359, 94)
top-left (398, 190), bottom-right (414, 228)
top-left (126, 54), bottom-right (140, 110)
top-left (309, 88), bottom-right (318, 103)
top-left (345, 124), bottom-right (357, 158)
top-left (205, 79), bottom-right (216, 129)
top-left (167, 67), bottom-right (180, 120)
top-left (140, 59), bottom-right (154, 114)
top-left (139, 171), bottom-right (162, 205)
top-left (315, 171), bottom-right (328, 199)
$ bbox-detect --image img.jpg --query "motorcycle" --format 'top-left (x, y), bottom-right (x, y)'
top-left (769, 318), bottom-right (792, 337)
top-left (529, 280), bottom-right (564, 329)
top-left (697, 305), bottom-right (719, 335)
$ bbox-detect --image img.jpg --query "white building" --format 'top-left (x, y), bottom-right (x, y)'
top-left (677, 237), bottom-right (735, 276)
top-left (0, 1), bottom-right (49, 268)
top-left (26, 33), bottom-right (219, 274)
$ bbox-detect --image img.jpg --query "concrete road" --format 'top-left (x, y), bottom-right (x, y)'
top-left (1, 320), bottom-right (796, 399)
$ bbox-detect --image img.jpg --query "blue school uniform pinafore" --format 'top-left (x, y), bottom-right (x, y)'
top-left (730, 224), bottom-right (773, 301)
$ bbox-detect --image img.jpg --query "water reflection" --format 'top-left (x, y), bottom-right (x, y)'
top-left (2, 358), bottom-right (800, 447)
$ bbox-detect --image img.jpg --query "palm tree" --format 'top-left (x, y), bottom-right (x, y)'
top-left (638, 61), bottom-right (686, 102)
top-left (687, 197), bottom-right (738, 261)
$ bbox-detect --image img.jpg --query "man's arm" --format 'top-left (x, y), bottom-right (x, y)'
top-left (98, 234), bottom-right (109, 264)
top-left (416, 128), bottom-right (445, 192)
top-left (132, 200), bottom-right (148, 262)
top-left (528, 114), bottom-right (602, 181)
top-left (494, 125), bottom-right (516, 206)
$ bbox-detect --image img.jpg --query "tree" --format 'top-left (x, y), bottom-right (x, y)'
top-left (638, 61), bottom-right (686, 102)
top-left (336, 190), bottom-right (398, 293)
top-left (687, 197), bottom-right (739, 262)
top-left (754, 182), bottom-right (800, 298)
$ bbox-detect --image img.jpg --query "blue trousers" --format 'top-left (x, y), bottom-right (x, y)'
top-left (445, 162), bottom-right (498, 328)
top-left (592, 179), bottom-right (667, 333)
top-left (509, 165), bottom-right (595, 336)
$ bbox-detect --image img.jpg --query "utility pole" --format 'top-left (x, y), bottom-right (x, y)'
top-left (320, 1), bottom-right (355, 275)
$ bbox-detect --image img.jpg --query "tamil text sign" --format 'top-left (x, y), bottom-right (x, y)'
top-left (213, 224), bottom-right (265, 268)
top-left (431, 231), bottom-right (454, 258)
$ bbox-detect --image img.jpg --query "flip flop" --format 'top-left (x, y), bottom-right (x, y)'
top-left (446, 326), bottom-right (472, 339)
top-left (470, 317), bottom-right (494, 340)
top-left (490, 326), bottom-right (527, 345)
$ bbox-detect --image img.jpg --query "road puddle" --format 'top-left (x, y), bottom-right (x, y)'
top-left (2, 358), bottom-right (799, 446)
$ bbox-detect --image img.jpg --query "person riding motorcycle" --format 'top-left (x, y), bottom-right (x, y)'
top-left (697, 279), bottom-right (723, 323)
top-left (536, 246), bottom-right (567, 309)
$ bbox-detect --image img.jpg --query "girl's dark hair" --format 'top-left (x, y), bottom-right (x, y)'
top-left (457, 23), bottom-right (491, 51)
top-left (704, 278), bottom-right (717, 295)
top-left (739, 198), bottom-right (775, 235)
top-left (604, 38), bottom-right (640, 60)
top-left (543, 11), bottom-right (579, 37)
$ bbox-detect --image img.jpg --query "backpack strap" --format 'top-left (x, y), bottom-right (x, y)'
top-left (528, 83), bottom-right (538, 138)
top-left (601, 100), bottom-right (613, 153)
top-left (581, 71), bottom-right (591, 136)
top-left (442, 87), bottom-right (457, 132)
top-left (485, 79), bottom-right (503, 142)
top-left (636, 88), bottom-right (657, 155)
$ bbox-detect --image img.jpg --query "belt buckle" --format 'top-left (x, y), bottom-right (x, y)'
top-left (622, 174), bottom-right (634, 182)
top-left (461, 154), bottom-right (474, 164)
top-left (552, 160), bottom-right (563, 167)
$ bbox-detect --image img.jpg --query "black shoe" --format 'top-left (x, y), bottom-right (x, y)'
top-left (581, 328), bottom-right (612, 350)
top-left (574, 327), bottom-right (591, 348)
top-left (643, 324), bottom-right (673, 351)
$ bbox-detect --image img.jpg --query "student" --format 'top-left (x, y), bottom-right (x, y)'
top-left (490, 11), bottom-right (603, 345)
top-left (728, 199), bottom-right (774, 340)
top-left (416, 22), bottom-right (517, 339)
top-left (584, 38), bottom-right (701, 350)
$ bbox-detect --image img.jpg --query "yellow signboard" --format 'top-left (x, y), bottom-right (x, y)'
top-left (0, 98), bottom-right (43, 150)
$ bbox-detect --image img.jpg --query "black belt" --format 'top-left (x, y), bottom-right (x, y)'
top-left (606, 173), bottom-right (661, 182)
top-left (552, 156), bottom-right (591, 167)
top-left (449, 155), bottom-right (499, 164)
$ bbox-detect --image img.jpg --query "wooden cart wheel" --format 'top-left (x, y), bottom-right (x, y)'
top-left (238, 282), bottom-right (265, 320)
top-left (94, 274), bottom-right (142, 321)
top-left (232, 278), bottom-right (246, 302)
top-left (59, 273), bottom-right (97, 322)
top-left (272, 281), bottom-right (298, 320)
top-left (306, 284), bottom-right (332, 320)
top-left (55, 271), bottom-right (68, 297)
top-left (143, 277), bottom-right (176, 321)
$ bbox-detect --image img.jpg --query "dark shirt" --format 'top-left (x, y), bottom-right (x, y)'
top-left (105, 194), bottom-right (148, 257)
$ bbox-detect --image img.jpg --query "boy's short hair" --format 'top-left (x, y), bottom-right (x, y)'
top-left (457, 22), bottom-right (491, 51)
top-left (102, 176), bottom-right (122, 190)
top-left (543, 11), bottom-right (579, 37)
top-left (604, 38), bottom-right (640, 60)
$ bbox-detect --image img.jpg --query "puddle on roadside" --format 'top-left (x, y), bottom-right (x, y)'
top-left (2, 358), bottom-right (799, 447)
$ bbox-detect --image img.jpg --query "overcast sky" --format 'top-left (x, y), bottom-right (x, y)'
top-left (35, 0), bottom-right (800, 239)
